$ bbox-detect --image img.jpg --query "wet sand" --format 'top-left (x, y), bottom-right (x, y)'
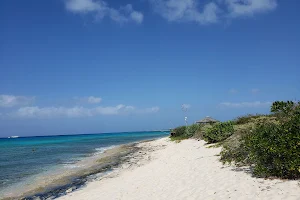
top-left (0, 143), bottom-right (143, 200)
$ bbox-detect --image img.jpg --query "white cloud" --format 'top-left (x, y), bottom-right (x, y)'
top-left (65, 0), bottom-right (143, 24)
top-left (87, 96), bottom-right (102, 104)
top-left (65, 0), bottom-right (103, 13)
top-left (130, 11), bottom-right (144, 24)
top-left (225, 0), bottom-right (277, 18)
top-left (219, 101), bottom-right (272, 108)
top-left (74, 96), bottom-right (102, 104)
top-left (149, 0), bottom-right (277, 24)
top-left (0, 95), bottom-right (35, 107)
top-left (15, 106), bottom-right (92, 118)
top-left (10, 104), bottom-right (159, 118)
top-left (149, 0), bottom-right (219, 24)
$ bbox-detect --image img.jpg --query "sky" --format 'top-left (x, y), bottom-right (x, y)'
top-left (0, 0), bottom-right (299, 137)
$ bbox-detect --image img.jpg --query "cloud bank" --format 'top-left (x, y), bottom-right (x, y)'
top-left (64, 0), bottom-right (277, 25)
top-left (0, 95), bottom-right (35, 107)
top-left (65, 0), bottom-right (143, 24)
top-left (225, 0), bottom-right (277, 18)
top-left (150, 0), bottom-right (277, 24)
top-left (149, 0), bottom-right (219, 24)
top-left (9, 104), bottom-right (159, 119)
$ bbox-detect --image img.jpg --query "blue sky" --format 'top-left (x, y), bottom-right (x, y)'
top-left (0, 0), bottom-right (299, 137)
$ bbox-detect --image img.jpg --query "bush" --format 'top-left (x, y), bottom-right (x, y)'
top-left (193, 124), bottom-right (210, 139)
top-left (187, 124), bottom-right (202, 136)
top-left (234, 114), bottom-right (274, 125)
top-left (220, 128), bottom-right (253, 166)
top-left (271, 100), bottom-right (296, 115)
top-left (203, 121), bottom-right (234, 143)
top-left (171, 124), bottom-right (203, 140)
top-left (235, 114), bottom-right (260, 125)
top-left (245, 120), bottom-right (300, 179)
top-left (220, 101), bottom-right (300, 179)
top-left (170, 126), bottom-right (192, 140)
top-left (219, 101), bottom-right (300, 179)
top-left (243, 101), bottom-right (300, 179)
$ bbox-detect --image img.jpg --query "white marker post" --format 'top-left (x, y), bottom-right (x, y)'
top-left (181, 104), bottom-right (189, 127)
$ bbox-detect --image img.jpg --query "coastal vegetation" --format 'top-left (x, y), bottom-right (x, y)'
top-left (170, 101), bottom-right (300, 179)
top-left (202, 121), bottom-right (234, 143)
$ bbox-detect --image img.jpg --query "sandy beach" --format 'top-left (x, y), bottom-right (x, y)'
top-left (58, 138), bottom-right (300, 200)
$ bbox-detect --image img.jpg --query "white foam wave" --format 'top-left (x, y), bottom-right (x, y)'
top-left (94, 145), bottom-right (116, 155)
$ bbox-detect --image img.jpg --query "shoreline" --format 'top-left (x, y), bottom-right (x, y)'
top-left (0, 137), bottom-right (167, 200)
top-left (58, 138), bottom-right (299, 200)
top-left (2, 137), bottom-right (299, 199)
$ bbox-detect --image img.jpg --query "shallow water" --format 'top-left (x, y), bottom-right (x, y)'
top-left (0, 131), bottom-right (169, 199)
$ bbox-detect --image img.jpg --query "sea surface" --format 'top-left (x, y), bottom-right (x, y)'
top-left (0, 131), bottom-right (169, 198)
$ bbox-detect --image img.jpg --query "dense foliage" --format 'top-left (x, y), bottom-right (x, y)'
top-left (234, 114), bottom-right (267, 125)
top-left (203, 121), bottom-right (234, 143)
top-left (170, 124), bottom-right (202, 140)
top-left (171, 100), bottom-right (300, 179)
top-left (271, 100), bottom-right (295, 115)
top-left (220, 128), bottom-right (252, 166)
top-left (221, 101), bottom-right (300, 179)
top-left (171, 126), bottom-right (188, 137)
top-left (246, 121), bottom-right (299, 178)
top-left (187, 124), bottom-right (202, 136)
top-left (244, 101), bottom-right (300, 178)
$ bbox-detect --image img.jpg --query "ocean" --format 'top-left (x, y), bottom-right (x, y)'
top-left (0, 131), bottom-right (169, 199)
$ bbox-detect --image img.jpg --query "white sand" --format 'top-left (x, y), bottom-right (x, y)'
top-left (58, 138), bottom-right (300, 200)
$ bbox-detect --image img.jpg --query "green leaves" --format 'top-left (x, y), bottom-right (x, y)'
top-left (244, 101), bottom-right (300, 179)
top-left (171, 126), bottom-right (188, 137)
top-left (221, 101), bottom-right (300, 179)
top-left (170, 124), bottom-right (202, 140)
top-left (271, 101), bottom-right (295, 114)
top-left (187, 124), bottom-right (202, 136)
top-left (203, 121), bottom-right (234, 143)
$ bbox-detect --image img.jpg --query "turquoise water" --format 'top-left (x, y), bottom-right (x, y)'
top-left (0, 131), bottom-right (169, 193)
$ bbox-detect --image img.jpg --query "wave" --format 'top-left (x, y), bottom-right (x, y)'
top-left (0, 143), bottom-right (138, 200)
top-left (94, 145), bottom-right (117, 155)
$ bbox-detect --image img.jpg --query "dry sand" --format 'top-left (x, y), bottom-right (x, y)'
top-left (58, 138), bottom-right (300, 200)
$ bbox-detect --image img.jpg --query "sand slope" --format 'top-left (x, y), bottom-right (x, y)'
top-left (58, 138), bottom-right (300, 200)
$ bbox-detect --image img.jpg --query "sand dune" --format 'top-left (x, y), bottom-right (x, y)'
top-left (58, 138), bottom-right (300, 200)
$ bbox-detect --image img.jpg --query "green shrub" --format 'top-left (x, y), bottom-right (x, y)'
top-left (220, 128), bottom-right (252, 166)
top-left (171, 124), bottom-right (203, 140)
top-left (187, 124), bottom-right (202, 136)
top-left (234, 114), bottom-right (274, 125)
top-left (170, 134), bottom-right (190, 141)
top-left (203, 121), bottom-right (234, 143)
top-left (240, 101), bottom-right (300, 179)
top-left (193, 124), bottom-right (210, 139)
top-left (271, 100), bottom-right (296, 115)
top-left (220, 100), bottom-right (300, 179)
top-left (171, 126), bottom-right (187, 137)
top-left (245, 120), bottom-right (300, 179)
top-left (170, 126), bottom-right (192, 140)
top-left (235, 114), bottom-right (259, 125)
